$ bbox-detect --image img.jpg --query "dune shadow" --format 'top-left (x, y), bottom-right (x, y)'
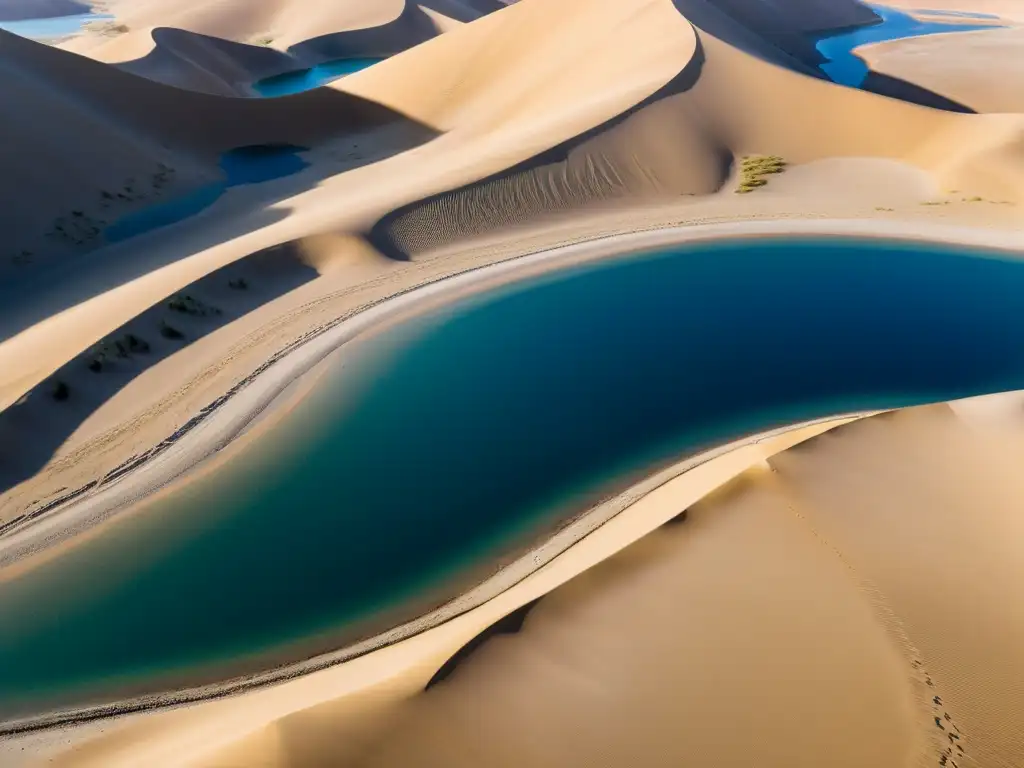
top-left (861, 70), bottom-right (976, 113)
top-left (115, 27), bottom-right (297, 95)
top-left (108, 1), bottom-right (512, 96)
top-left (286, 2), bottom-right (438, 64)
top-left (425, 598), bottom-right (543, 691)
top-left (0, 121), bottom-right (430, 352)
top-left (0, 235), bottom-right (324, 512)
top-left (367, 33), bottom-right (723, 260)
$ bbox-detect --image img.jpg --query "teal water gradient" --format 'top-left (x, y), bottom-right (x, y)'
top-left (252, 58), bottom-right (383, 97)
top-left (3, 237), bottom-right (1024, 718)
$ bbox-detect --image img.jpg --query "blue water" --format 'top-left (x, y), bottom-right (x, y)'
top-left (0, 13), bottom-right (112, 40)
top-left (104, 145), bottom-right (308, 243)
top-left (4, 237), bottom-right (1024, 718)
top-left (814, 4), bottom-right (997, 86)
top-left (251, 58), bottom-right (383, 97)
top-left (251, 57), bottom-right (385, 97)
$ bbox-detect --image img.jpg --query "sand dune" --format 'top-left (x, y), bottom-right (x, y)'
top-left (883, 0), bottom-right (1024, 24)
top-left (62, 0), bottom-right (509, 89)
top-left (347, 466), bottom-right (923, 768)
top-left (0, 0), bottom-right (1023, 763)
top-left (0, 27), bottom-right (432, 286)
top-left (238, 402), bottom-right (1024, 768)
top-left (859, 28), bottom-right (1024, 114)
top-left (108, 28), bottom-right (298, 96)
top-left (768, 405), bottom-right (1024, 768)
top-left (367, 18), bottom-right (1024, 258)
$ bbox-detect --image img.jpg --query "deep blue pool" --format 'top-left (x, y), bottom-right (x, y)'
top-left (814, 4), bottom-right (997, 86)
top-left (3, 236), bottom-right (1024, 719)
top-left (104, 145), bottom-right (308, 243)
top-left (252, 58), bottom-right (383, 97)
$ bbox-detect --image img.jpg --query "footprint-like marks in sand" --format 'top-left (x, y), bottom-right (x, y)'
top-left (768, 466), bottom-right (969, 767)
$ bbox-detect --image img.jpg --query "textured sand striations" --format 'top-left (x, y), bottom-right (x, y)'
top-left (0, 0), bottom-right (1022, 764)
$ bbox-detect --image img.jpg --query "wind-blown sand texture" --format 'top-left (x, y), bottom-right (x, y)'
top-left (1, 0), bottom-right (1024, 764)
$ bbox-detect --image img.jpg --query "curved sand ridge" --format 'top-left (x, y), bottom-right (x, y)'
top-left (61, 0), bottom-right (509, 94)
top-left (1, 219), bottom-right (1023, 767)
top-left (0, 0), bottom-right (695, 415)
top-left (1, 0), bottom-right (1023, 762)
top-left (362, 16), bottom-right (1024, 258)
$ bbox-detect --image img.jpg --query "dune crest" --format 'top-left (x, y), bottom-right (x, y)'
top-left (0, 0), bottom-right (1022, 764)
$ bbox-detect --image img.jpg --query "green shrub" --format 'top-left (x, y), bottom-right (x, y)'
top-left (736, 155), bottom-right (787, 194)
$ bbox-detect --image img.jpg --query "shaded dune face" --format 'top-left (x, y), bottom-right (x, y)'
top-left (70, 0), bottom-right (512, 95)
top-left (369, 39), bottom-right (728, 259)
top-left (0, 0), bottom-right (90, 21)
top-left (0, 28), bottom-right (437, 263)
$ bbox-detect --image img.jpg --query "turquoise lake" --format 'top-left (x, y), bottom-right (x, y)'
top-left (815, 4), bottom-right (996, 86)
top-left (3, 236), bottom-right (1024, 719)
top-left (252, 58), bottom-right (383, 97)
top-left (104, 145), bottom-right (308, 243)
top-left (0, 13), bottom-right (111, 40)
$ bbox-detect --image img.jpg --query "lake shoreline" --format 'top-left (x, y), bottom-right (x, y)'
top-left (2, 217), bottom-right (1022, 735)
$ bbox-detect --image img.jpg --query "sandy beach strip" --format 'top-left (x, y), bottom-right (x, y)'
top-left (4, 217), bottom-right (1022, 566)
top-left (1, 217), bottom-right (1022, 747)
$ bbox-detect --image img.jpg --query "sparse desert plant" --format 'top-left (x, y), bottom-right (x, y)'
top-left (51, 380), bottom-right (70, 401)
top-left (160, 321), bottom-right (185, 340)
top-left (228, 278), bottom-right (249, 290)
top-left (125, 333), bottom-right (150, 353)
top-left (254, 36), bottom-right (274, 46)
top-left (736, 155), bottom-right (787, 194)
top-left (87, 357), bottom-right (103, 372)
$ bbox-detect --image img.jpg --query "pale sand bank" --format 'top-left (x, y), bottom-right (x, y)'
top-left (858, 26), bottom-right (1024, 114)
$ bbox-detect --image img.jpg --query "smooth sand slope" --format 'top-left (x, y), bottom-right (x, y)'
top-left (859, 27), bottom-right (1024, 114)
top-left (884, 0), bottom-right (1024, 24)
top-left (1, 0), bottom-right (1023, 763)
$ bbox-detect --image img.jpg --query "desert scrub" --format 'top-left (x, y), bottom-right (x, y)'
top-left (50, 380), bottom-right (70, 401)
top-left (160, 321), bottom-right (185, 340)
top-left (228, 278), bottom-right (249, 290)
top-left (736, 155), bottom-right (787, 194)
top-left (168, 293), bottom-right (221, 316)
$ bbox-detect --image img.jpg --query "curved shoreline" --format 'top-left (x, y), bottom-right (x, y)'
top-left (1, 217), bottom-right (1021, 735)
